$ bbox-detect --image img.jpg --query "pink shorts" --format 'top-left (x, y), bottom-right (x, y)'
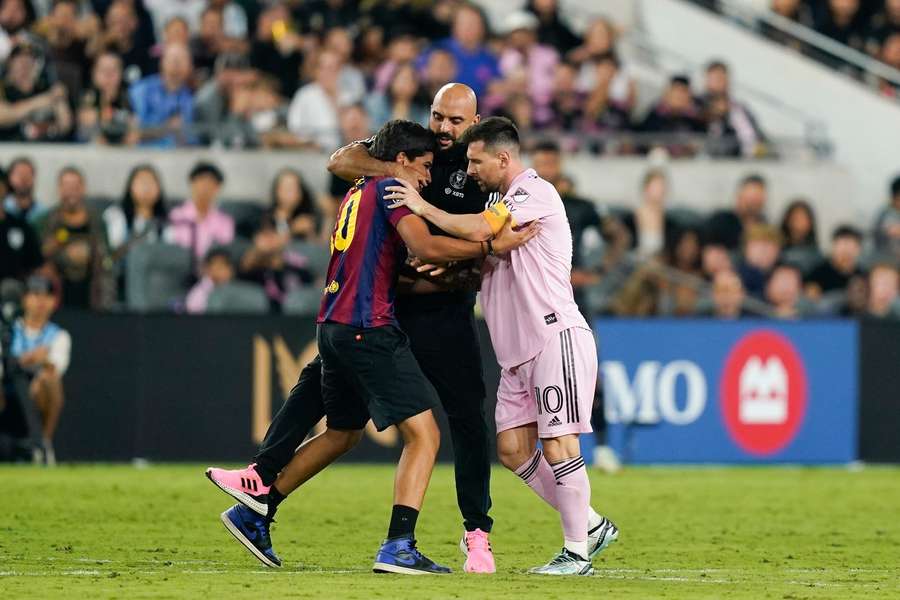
top-left (495, 327), bottom-right (597, 438)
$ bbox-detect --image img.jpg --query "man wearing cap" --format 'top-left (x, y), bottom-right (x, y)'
top-left (167, 161), bottom-right (235, 262)
top-left (9, 275), bottom-right (72, 465)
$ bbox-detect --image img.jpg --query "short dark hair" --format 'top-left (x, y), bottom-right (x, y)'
top-left (189, 161), bottom-right (224, 184)
top-left (642, 167), bottom-right (668, 190)
top-left (369, 120), bottom-right (436, 162)
top-left (458, 116), bottom-right (520, 150)
top-left (739, 173), bottom-right (767, 189)
top-left (670, 74), bottom-right (690, 87)
top-left (7, 156), bottom-right (34, 174)
top-left (204, 246), bottom-right (233, 265)
top-left (706, 60), bottom-right (729, 73)
top-left (532, 139), bottom-right (560, 154)
top-left (832, 224), bottom-right (862, 242)
top-left (890, 174), bottom-right (900, 199)
top-left (58, 165), bottom-right (84, 182)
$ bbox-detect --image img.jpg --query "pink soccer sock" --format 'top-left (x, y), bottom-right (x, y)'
top-left (551, 456), bottom-right (591, 558)
top-left (513, 449), bottom-right (559, 510)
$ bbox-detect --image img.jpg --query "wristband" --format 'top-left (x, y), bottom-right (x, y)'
top-left (486, 239), bottom-right (495, 256)
top-left (480, 241), bottom-right (487, 257)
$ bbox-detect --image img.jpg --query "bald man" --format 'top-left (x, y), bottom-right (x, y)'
top-left (205, 86), bottom-right (497, 573)
top-left (326, 83), bottom-right (498, 572)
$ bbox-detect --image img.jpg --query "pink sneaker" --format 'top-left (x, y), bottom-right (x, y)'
top-left (460, 529), bottom-right (496, 573)
top-left (205, 463), bottom-right (270, 516)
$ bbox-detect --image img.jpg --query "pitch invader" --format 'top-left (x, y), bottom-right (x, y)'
top-left (386, 117), bottom-right (619, 575)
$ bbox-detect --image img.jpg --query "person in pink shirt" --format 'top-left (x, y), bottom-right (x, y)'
top-left (496, 11), bottom-right (559, 126)
top-left (385, 117), bottom-right (618, 576)
top-left (167, 161), bottom-right (235, 261)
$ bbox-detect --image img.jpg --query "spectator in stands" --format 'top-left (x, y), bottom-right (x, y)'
top-left (365, 62), bottom-right (430, 130)
top-left (779, 199), bottom-right (823, 273)
top-left (0, 167), bottom-right (42, 282)
top-left (323, 27), bottom-right (366, 106)
top-left (185, 246), bottom-right (234, 314)
top-left (763, 0), bottom-right (815, 51)
top-left (193, 51), bottom-right (257, 146)
top-left (568, 18), bottom-right (616, 87)
top-left (326, 104), bottom-right (370, 218)
top-left (531, 140), bottom-right (602, 308)
top-left (41, 167), bottom-right (110, 309)
top-left (526, 0), bottom-right (580, 55)
top-left (622, 169), bottom-right (676, 258)
top-left (497, 11), bottom-right (559, 127)
top-left (421, 47), bottom-right (458, 99)
top-left (873, 174), bottom-right (900, 260)
top-left (249, 4), bottom-right (303, 97)
top-left (707, 269), bottom-right (748, 319)
top-left (737, 223), bottom-right (783, 299)
top-left (867, 0), bottom-right (900, 58)
top-left (354, 25), bottom-right (387, 80)
top-left (705, 174), bottom-right (769, 250)
top-left (698, 61), bottom-right (767, 158)
top-left (239, 214), bottom-right (315, 312)
top-left (815, 0), bottom-right (867, 54)
top-left (373, 33), bottom-right (420, 93)
top-left (129, 42), bottom-right (195, 147)
top-left (876, 32), bottom-right (900, 97)
top-left (805, 225), bottom-right (863, 300)
top-left (837, 272), bottom-right (869, 316)
top-left (0, 0), bottom-right (36, 62)
top-left (190, 6), bottom-right (229, 77)
top-left (293, 0), bottom-right (359, 37)
top-left (419, 3), bottom-right (499, 97)
top-left (4, 157), bottom-right (47, 227)
top-left (547, 61), bottom-right (584, 135)
top-left (34, 0), bottom-right (100, 105)
top-left (639, 75), bottom-right (705, 155)
top-left (0, 42), bottom-right (73, 142)
top-left (10, 274), bottom-right (71, 465)
top-left (168, 161), bottom-right (234, 262)
top-left (77, 51), bottom-right (138, 145)
top-left (287, 49), bottom-right (354, 151)
top-left (866, 262), bottom-right (900, 318)
top-left (582, 52), bottom-right (634, 145)
top-left (268, 168), bottom-right (320, 242)
top-left (101, 0), bottom-right (157, 82)
top-left (701, 239), bottom-right (734, 280)
top-left (766, 262), bottom-right (809, 318)
top-left (146, 0), bottom-right (246, 39)
top-left (103, 163), bottom-right (167, 252)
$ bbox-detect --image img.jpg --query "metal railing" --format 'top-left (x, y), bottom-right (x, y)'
top-left (699, 0), bottom-right (900, 96)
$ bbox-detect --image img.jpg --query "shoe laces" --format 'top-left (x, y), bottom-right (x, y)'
top-left (465, 530), bottom-right (491, 552)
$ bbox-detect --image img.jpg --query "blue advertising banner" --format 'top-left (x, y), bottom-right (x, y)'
top-left (595, 319), bottom-right (858, 463)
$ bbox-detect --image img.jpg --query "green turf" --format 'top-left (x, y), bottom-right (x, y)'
top-left (1, 464), bottom-right (898, 599)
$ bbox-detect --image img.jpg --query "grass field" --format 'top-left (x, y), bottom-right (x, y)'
top-left (1, 464), bottom-right (898, 599)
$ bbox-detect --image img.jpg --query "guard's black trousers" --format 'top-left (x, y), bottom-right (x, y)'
top-left (252, 302), bottom-right (493, 533)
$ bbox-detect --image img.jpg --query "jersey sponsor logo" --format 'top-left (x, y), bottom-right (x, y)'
top-left (449, 169), bottom-right (467, 190)
top-left (720, 330), bottom-right (807, 456)
top-left (544, 313), bottom-right (558, 325)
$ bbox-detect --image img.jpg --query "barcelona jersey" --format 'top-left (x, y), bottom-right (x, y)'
top-left (317, 176), bottom-right (414, 328)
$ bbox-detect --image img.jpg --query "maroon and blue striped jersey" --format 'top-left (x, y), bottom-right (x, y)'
top-left (317, 176), bottom-right (415, 328)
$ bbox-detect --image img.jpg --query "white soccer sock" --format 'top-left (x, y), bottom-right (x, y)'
top-left (564, 539), bottom-right (588, 561)
top-left (589, 506), bottom-right (602, 530)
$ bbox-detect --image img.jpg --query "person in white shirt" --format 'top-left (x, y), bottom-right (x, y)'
top-left (10, 275), bottom-right (72, 465)
top-left (287, 50), bottom-right (357, 151)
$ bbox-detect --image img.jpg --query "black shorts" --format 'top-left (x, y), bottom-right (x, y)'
top-left (317, 322), bottom-right (439, 431)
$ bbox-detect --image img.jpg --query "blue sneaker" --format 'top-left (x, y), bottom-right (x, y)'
top-left (220, 504), bottom-right (282, 568)
top-left (373, 535), bottom-right (451, 575)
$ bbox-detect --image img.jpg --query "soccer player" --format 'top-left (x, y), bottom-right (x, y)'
top-left (207, 83), bottom-right (502, 573)
top-left (213, 120), bottom-right (536, 573)
top-left (385, 117), bottom-right (619, 576)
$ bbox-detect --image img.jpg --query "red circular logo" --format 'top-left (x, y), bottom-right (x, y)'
top-left (720, 330), bottom-right (807, 456)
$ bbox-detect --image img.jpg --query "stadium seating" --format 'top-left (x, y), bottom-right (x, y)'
top-left (126, 244), bottom-right (193, 312)
top-left (206, 282), bottom-right (270, 314)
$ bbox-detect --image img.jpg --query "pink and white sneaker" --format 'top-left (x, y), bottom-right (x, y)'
top-left (205, 464), bottom-right (270, 516)
top-left (459, 529), bottom-right (496, 573)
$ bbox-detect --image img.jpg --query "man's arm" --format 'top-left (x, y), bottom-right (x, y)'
top-left (385, 178), bottom-right (506, 241)
top-left (327, 141), bottom-right (430, 188)
top-left (395, 214), bottom-right (537, 264)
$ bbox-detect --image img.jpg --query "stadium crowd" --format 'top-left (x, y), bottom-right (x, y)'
top-left (0, 0), bottom-right (897, 320)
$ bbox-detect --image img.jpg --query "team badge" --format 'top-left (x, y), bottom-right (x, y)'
top-left (449, 169), bottom-right (467, 190)
top-left (510, 187), bottom-right (530, 203)
top-left (7, 227), bottom-right (24, 250)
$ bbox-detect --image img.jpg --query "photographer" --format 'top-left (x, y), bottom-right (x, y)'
top-left (9, 275), bottom-right (71, 465)
top-left (0, 40), bottom-right (73, 142)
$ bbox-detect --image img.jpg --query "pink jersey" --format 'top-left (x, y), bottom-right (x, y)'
top-left (480, 168), bottom-right (589, 369)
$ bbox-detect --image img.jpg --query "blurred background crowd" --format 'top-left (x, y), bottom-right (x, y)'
top-left (0, 0), bottom-right (898, 321)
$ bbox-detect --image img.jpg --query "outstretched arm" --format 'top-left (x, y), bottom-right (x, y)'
top-left (327, 142), bottom-right (430, 189)
top-left (396, 214), bottom-right (537, 264)
top-left (386, 179), bottom-right (504, 242)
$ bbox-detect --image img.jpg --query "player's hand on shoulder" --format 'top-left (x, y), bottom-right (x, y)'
top-left (492, 218), bottom-right (539, 254)
top-left (385, 177), bottom-right (429, 216)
